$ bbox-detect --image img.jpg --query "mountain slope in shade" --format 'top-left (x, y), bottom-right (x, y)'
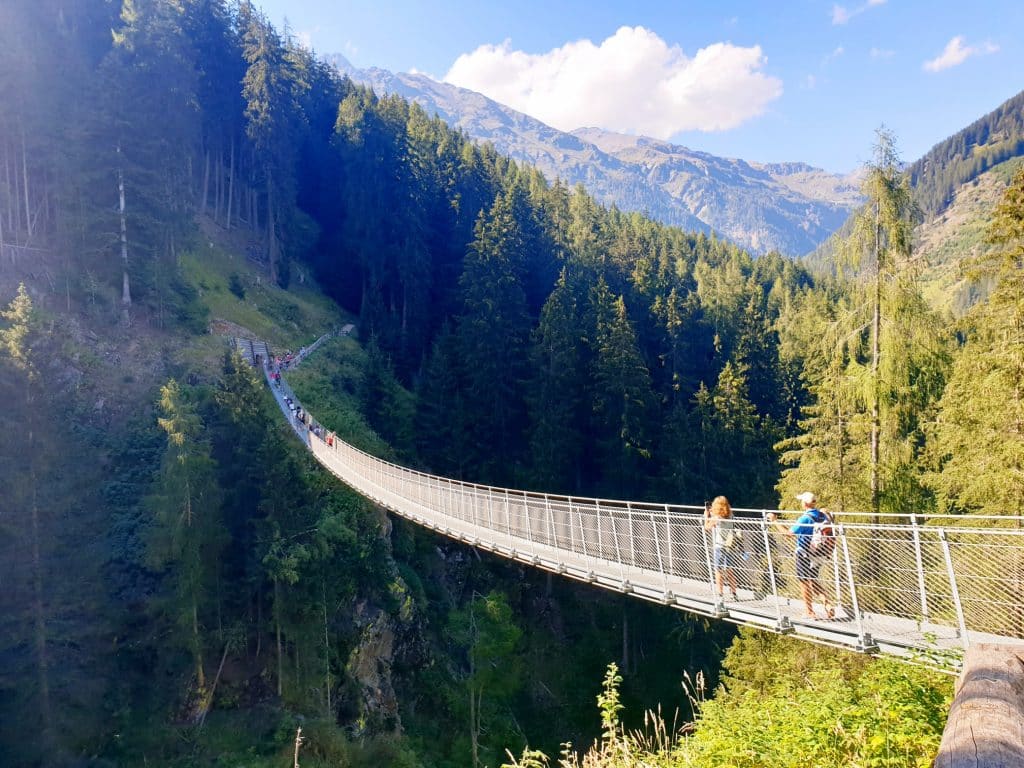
top-left (328, 54), bottom-right (861, 256)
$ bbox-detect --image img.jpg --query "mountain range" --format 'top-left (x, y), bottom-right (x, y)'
top-left (327, 54), bottom-right (863, 256)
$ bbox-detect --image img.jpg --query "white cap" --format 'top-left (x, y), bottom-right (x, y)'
top-left (795, 491), bottom-right (816, 505)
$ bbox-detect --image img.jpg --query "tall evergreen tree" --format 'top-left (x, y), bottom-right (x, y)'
top-left (845, 128), bottom-right (916, 518)
top-left (590, 281), bottom-right (656, 497)
top-left (929, 166), bottom-right (1024, 515)
top-left (240, 2), bottom-right (305, 285)
top-left (0, 284), bottom-right (53, 743)
top-left (147, 379), bottom-right (224, 703)
top-left (91, 0), bottom-right (201, 321)
top-left (527, 267), bottom-right (589, 492)
top-left (455, 188), bottom-right (532, 484)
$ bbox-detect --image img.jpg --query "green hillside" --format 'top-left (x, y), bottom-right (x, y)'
top-left (916, 157), bottom-right (1023, 315)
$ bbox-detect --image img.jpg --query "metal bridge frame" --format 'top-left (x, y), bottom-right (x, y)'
top-left (261, 345), bottom-right (1024, 670)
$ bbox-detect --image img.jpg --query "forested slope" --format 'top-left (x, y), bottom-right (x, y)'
top-left (908, 88), bottom-right (1024, 219)
top-left (3, 2), bottom-right (1024, 767)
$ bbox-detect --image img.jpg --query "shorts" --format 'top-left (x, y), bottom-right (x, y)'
top-left (795, 550), bottom-right (818, 581)
top-left (713, 547), bottom-right (736, 571)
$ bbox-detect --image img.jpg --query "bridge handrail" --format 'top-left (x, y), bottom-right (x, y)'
top-left (293, 423), bottom-right (1024, 529)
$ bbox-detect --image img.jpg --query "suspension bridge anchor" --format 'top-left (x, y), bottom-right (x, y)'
top-left (662, 590), bottom-right (675, 605)
top-left (619, 580), bottom-right (633, 594)
top-left (775, 616), bottom-right (794, 634)
top-left (857, 633), bottom-right (878, 653)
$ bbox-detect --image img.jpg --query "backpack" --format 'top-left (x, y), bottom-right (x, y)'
top-left (722, 529), bottom-right (742, 551)
top-left (808, 512), bottom-right (835, 559)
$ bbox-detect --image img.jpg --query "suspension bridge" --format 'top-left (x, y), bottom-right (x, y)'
top-left (253, 333), bottom-right (1024, 670)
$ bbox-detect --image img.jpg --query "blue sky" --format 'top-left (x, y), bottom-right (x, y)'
top-left (256, 0), bottom-right (1023, 173)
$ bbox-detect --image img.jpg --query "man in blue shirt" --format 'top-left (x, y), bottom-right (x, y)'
top-left (788, 492), bottom-right (834, 620)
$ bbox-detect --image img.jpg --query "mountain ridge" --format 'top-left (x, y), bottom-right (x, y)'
top-left (328, 53), bottom-right (861, 255)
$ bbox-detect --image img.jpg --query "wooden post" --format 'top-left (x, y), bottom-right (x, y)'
top-left (934, 643), bottom-right (1024, 768)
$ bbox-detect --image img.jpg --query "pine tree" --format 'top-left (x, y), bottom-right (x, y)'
top-left (455, 187), bottom-right (531, 484)
top-left (147, 379), bottom-right (225, 702)
top-left (526, 267), bottom-right (588, 492)
top-left (845, 128), bottom-right (916, 518)
top-left (90, 0), bottom-right (201, 322)
top-left (415, 323), bottom-right (471, 478)
top-left (240, 2), bottom-right (306, 285)
top-left (446, 591), bottom-right (522, 768)
top-left (590, 281), bottom-right (656, 497)
top-left (0, 284), bottom-right (53, 742)
top-left (929, 166), bottom-right (1024, 515)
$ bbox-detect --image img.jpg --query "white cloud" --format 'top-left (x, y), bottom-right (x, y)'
top-left (869, 47), bottom-right (895, 59)
top-left (297, 29), bottom-right (314, 50)
top-left (832, 0), bottom-right (886, 25)
top-left (442, 26), bottom-right (783, 136)
top-left (923, 36), bottom-right (999, 72)
top-left (803, 74), bottom-right (818, 90)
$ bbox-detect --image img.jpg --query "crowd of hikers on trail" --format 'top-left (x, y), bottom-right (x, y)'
top-left (281, 393), bottom-right (336, 446)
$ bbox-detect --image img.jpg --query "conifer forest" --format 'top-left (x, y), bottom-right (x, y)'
top-left (1, 2), bottom-right (1023, 766)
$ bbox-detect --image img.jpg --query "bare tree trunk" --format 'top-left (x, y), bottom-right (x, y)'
top-left (267, 174), bottom-right (279, 284)
top-left (13, 139), bottom-right (22, 245)
top-left (4, 139), bottom-right (12, 237)
top-left (117, 145), bottom-right (131, 324)
top-left (275, 578), bottom-right (283, 697)
top-left (193, 595), bottom-right (206, 693)
top-left (20, 120), bottom-right (32, 241)
top-left (214, 153), bottom-right (223, 225)
top-left (42, 182), bottom-right (50, 234)
top-left (293, 727), bottom-right (303, 768)
top-left (322, 578), bottom-right (331, 717)
top-left (226, 136), bottom-right (235, 231)
top-left (196, 644), bottom-right (228, 727)
top-left (0, 173), bottom-right (5, 267)
top-left (469, 685), bottom-right (479, 768)
top-left (201, 149), bottom-right (210, 216)
top-left (255, 585), bottom-right (262, 659)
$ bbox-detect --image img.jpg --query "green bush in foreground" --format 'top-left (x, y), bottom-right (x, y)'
top-left (505, 631), bottom-right (952, 768)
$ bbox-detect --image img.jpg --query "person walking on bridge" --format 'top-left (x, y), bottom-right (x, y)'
top-left (705, 496), bottom-right (740, 602)
top-left (788, 492), bottom-right (834, 620)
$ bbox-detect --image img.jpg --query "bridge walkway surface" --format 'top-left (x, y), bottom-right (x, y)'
top-left (258, 331), bottom-right (1024, 669)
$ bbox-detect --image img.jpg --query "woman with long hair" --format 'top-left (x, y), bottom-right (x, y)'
top-left (704, 495), bottom-right (739, 601)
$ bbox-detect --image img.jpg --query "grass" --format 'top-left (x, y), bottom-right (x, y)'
top-left (179, 239), bottom-right (346, 351)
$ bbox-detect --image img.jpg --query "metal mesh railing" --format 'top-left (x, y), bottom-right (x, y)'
top-left (264, 360), bottom-right (1024, 661)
